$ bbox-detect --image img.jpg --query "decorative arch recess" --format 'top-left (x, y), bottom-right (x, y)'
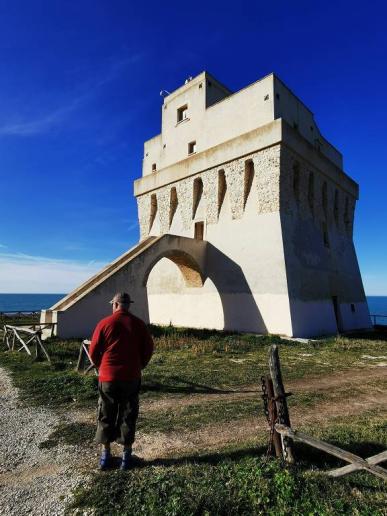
top-left (149, 193), bottom-right (158, 232)
top-left (143, 249), bottom-right (204, 288)
top-left (244, 160), bottom-right (255, 209)
top-left (192, 177), bottom-right (204, 219)
top-left (217, 169), bottom-right (227, 216)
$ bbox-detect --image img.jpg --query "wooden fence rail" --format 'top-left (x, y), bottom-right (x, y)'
top-left (275, 424), bottom-right (387, 481)
top-left (3, 324), bottom-right (51, 362)
top-left (76, 340), bottom-right (97, 374)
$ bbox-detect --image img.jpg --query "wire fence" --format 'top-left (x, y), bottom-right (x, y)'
top-left (370, 314), bottom-right (387, 326)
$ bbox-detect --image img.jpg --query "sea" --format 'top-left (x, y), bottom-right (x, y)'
top-left (0, 293), bottom-right (386, 322)
top-left (367, 297), bottom-right (387, 325)
top-left (0, 293), bottom-right (65, 312)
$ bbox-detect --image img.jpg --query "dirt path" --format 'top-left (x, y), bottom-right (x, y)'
top-left (78, 365), bottom-right (387, 461)
top-left (141, 365), bottom-right (387, 413)
top-left (134, 377), bottom-right (387, 461)
top-left (0, 367), bottom-right (92, 516)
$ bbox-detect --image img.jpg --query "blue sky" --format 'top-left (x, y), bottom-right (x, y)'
top-left (0, 0), bottom-right (386, 294)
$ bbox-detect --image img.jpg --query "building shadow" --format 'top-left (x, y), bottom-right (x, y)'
top-left (141, 376), bottom-right (258, 395)
top-left (141, 237), bottom-right (267, 334)
top-left (204, 243), bottom-right (267, 333)
top-left (343, 329), bottom-right (387, 341)
top-left (105, 445), bottom-right (267, 471)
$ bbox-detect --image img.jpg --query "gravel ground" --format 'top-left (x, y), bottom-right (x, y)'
top-left (0, 366), bottom-right (92, 516)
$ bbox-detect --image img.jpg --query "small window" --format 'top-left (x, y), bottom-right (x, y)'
top-left (351, 303), bottom-right (356, 313)
top-left (199, 83), bottom-right (203, 89)
top-left (264, 94), bottom-right (269, 101)
top-left (188, 141), bottom-right (196, 155)
top-left (194, 221), bottom-right (204, 240)
top-left (276, 93), bottom-right (280, 100)
top-left (207, 80), bottom-right (212, 87)
top-left (152, 163), bottom-right (156, 172)
top-left (177, 105), bottom-right (188, 123)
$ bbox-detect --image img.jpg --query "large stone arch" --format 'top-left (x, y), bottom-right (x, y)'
top-left (43, 234), bottom-right (266, 338)
top-left (46, 235), bottom-right (207, 338)
top-left (143, 249), bottom-right (204, 288)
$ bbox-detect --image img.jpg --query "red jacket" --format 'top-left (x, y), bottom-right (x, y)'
top-left (89, 310), bottom-right (154, 382)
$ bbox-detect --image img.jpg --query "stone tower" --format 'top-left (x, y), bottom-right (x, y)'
top-left (43, 71), bottom-right (371, 338)
top-left (134, 71), bottom-right (370, 336)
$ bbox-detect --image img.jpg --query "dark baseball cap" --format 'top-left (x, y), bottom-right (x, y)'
top-left (109, 292), bottom-right (134, 305)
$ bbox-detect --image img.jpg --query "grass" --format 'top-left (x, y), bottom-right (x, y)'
top-left (38, 391), bottom-right (332, 451)
top-left (0, 313), bottom-right (40, 326)
top-left (65, 413), bottom-right (387, 515)
top-left (69, 451), bottom-right (387, 516)
top-left (1, 329), bottom-right (386, 409)
top-left (1, 326), bottom-right (387, 515)
top-left (0, 340), bottom-right (98, 407)
top-left (0, 327), bottom-right (386, 408)
top-left (39, 422), bottom-right (95, 449)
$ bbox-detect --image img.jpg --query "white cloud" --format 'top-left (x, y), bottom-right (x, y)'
top-left (0, 98), bottom-right (83, 136)
top-left (0, 252), bottom-right (106, 293)
top-left (0, 244), bottom-right (7, 249)
top-left (0, 54), bottom-right (143, 137)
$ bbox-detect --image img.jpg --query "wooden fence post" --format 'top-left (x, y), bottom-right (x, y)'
top-left (269, 345), bottom-right (295, 464)
top-left (264, 375), bottom-right (283, 458)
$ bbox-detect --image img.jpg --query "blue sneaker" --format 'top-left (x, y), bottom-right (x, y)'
top-left (121, 450), bottom-right (145, 470)
top-left (120, 450), bottom-right (133, 471)
top-left (99, 449), bottom-right (111, 471)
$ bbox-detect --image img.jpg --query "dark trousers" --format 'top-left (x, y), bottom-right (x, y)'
top-left (95, 379), bottom-right (141, 446)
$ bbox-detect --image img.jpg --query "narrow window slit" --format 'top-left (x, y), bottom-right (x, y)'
top-left (218, 170), bottom-right (227, 216)
top-left (169, 187), bottom-right (178, 227)
top-left (192, 177), bottom-right (203, 219)
top-left (243, 160), bottom-right (254, 209)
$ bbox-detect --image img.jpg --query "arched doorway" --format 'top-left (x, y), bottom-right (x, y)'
top-left (144, 250), bottom-right (224, 330)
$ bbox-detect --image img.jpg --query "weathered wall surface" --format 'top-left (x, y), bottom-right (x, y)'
top-left (139, 144), bottom-right (293, 335)
top-left (137, 133), bottom-right (370, 337)
top-left (273, 77), bottom-right (342, 168)
top-left (137, 145), bottom-right (282, 240)
top-left (279, 144), bottom-right (370, 336)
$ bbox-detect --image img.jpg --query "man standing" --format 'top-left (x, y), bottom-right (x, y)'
top-left (89, 292), bottom-right (154, 470)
